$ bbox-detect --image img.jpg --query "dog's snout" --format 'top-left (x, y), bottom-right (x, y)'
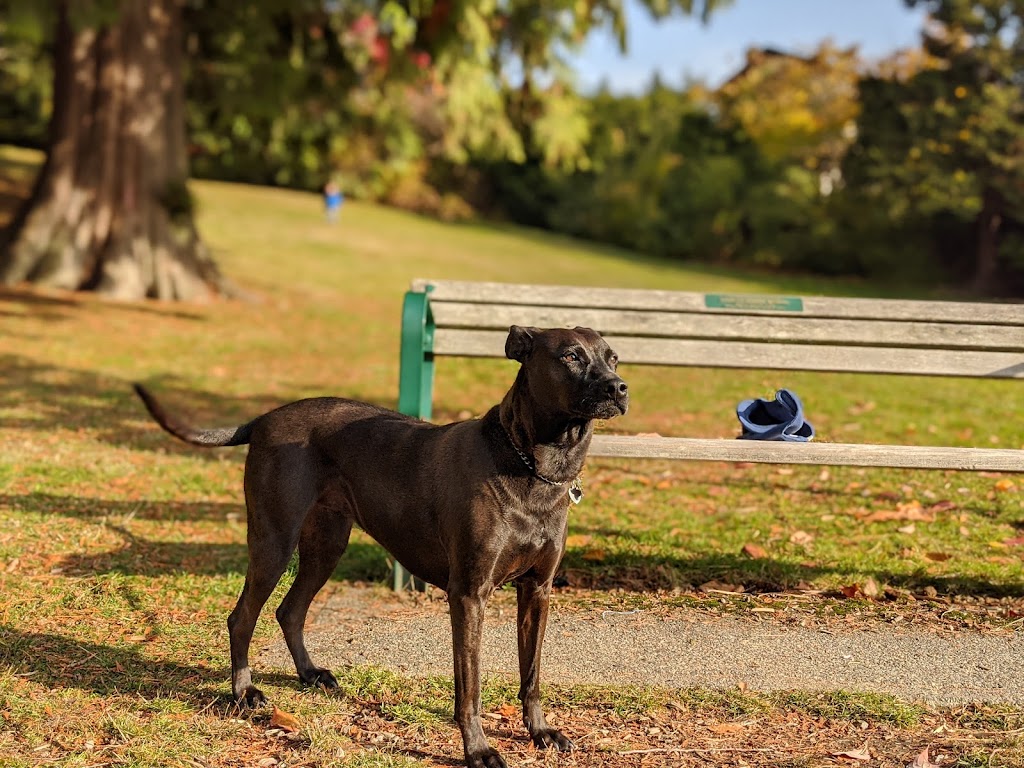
top-left (606, 378), bottom-right (628, 397)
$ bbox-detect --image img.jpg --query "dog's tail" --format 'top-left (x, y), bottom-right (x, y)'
top-left (133, 383), bottom-right (254, 447)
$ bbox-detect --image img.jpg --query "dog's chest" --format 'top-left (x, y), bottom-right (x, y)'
top-left (495, 502), bottom-right (567, 578)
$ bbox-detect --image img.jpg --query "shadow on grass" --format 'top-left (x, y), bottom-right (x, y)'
top-left (9, 487), bottom-right (1019, 599)
top-left (0, 627), bottom-right (328, 711)
top-left (0, 285), bottom-right (207, 321)
top-left (0, 491), bottom-right (245, 522)
top-left (0, 625), bottom-right (232, 703)
top-left (1, 352), bottom-right (399, 458)
top-left (0, 353), bottom-right (348, 459)
top-left (53, 521), bottom-right (392, 583)
top-left (558, 550), bottom-right (1024, 600)
top-left (0, 625), bottom-right (464, 766)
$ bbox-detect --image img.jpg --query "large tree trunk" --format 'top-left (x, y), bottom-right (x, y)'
top-left (0, 0), bottom-right (226, 301)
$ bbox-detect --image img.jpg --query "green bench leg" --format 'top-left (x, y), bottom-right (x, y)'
top-left (391, 288), bottom-right (434, 591)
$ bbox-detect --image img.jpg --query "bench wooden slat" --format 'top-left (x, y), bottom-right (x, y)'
top-left (590, 435), bottom-right (1024, 473)
top-left (433, 329), bottom-right (1024, 378)
top-left (430, 302), bottom-right (1024, 351)
top-left (413, 279), bottom-right (1024, 325)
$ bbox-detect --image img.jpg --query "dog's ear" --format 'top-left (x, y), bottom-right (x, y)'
top-left (505, 325), bottom-right (540, 362)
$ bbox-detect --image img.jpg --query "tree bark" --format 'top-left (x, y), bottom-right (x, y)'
top-left (972, 186), bottom-right (1002, 296)
top-left (0, 0), bottom-right (226, 301)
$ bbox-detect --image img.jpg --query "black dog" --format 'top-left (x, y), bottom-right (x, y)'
top-left (134, 325), bottom-right (628, 768)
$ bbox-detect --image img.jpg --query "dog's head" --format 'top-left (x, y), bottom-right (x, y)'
top-left (506, 325), bottom-right (628, 420)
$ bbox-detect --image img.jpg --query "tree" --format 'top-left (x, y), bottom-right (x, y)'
top-left (845, 0), bottom-right (1024, 294)
top-left (0, 0), bottom-right (732, 301)
top-left (1, 0), bottom-right (225, 299)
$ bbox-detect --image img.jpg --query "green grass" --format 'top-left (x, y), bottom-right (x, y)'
top-left (1, 145), bottom-right (1022, 767)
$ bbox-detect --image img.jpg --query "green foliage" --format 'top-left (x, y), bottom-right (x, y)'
top-left (841, 0), bottom-right (1024, 291)
top-left (7, 0), bottom-right (1024, 293)
top-left (0, 2), bottom-right (52, 146)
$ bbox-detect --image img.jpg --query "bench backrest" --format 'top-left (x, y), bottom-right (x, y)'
top-left (398, 278), bottom-right (1023, 418)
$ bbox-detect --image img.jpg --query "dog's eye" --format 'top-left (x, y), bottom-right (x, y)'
top-left (608, 354), bottom-right (619, 368)
top-left (562, 351), bottom-right (580, 364)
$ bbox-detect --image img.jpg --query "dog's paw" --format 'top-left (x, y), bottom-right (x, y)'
top-left (300, 667), bottom-right (339, 690)
top-left (531, 728), bottom-right (574, 752)
top-left (466, 747), bottom-right (508, 768)
top-left (236, 685), bottom-right (267, 708)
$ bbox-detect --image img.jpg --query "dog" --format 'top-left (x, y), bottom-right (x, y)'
top-left (134, 324), bottom-right (628, 768)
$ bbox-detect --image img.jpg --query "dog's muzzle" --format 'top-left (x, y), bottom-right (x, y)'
top-left (589, 375), bottom-right (629, 417)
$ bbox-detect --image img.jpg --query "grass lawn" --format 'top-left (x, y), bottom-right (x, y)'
top-left (0, 145), bottom-right (1021, 767)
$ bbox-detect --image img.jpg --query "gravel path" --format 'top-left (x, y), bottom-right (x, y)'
top-left (257, 586), bottom-right (1024, 706)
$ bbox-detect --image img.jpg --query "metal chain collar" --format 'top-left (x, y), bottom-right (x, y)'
top-left (501, 423), bottom-right (584, 504)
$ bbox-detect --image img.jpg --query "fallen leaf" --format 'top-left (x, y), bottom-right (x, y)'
top-left (861, 578), bottom-right (881, 598)
top-left (700, 580), bottom-right (745, 594)
top-left (862, 500), bottom-right (933, 523)
top-left (908, 746), bottom-right (939, 768)
top-left (832, 745), bottom-right (871, 761)
top-left (497, 704), bottom-right (518, 719)
top-left (994, 479), bottom-right (1016, 492)
top-left (582, 549), bottom-right (606, 562)
top-left (897, 524), bottom-right (916, 534)
top-left (741, 543), bottom-right (769, 559)
top-left (565, 534), bottom-right (592, 548)
top-left (924, 552), bottom-right (952, 562)
top-left (1002, 536), bottom-right (1024, 547)
top-left (840, 584), bottom-right (860, 599)
top-left (927, 500), bottom-right (957, 513)
top-left (270, 707), bottom-right (300, 734)
top-left (789, 530), bottom-right (814, 546)
top-left (708, 722), bottom-right (745, 734)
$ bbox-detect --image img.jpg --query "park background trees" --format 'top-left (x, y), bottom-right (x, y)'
top-left (0, 0), bottom-right (1022, 298)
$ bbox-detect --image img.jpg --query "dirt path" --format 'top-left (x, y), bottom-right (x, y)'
top-left (257, 586), bottom-right (1024, 706)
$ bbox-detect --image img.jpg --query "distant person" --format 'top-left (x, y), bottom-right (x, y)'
top-left (323, 180), bottom-right (343, 222)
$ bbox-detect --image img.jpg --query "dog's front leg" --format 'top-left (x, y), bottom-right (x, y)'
top-left (449, 587), bottom-right (505, 768)
top-left (516, 577), bottom-right (574, 751)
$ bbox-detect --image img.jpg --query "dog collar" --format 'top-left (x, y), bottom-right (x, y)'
top-left (500, 424), bottom-right (584, 504)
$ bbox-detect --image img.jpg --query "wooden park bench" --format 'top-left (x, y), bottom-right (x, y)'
top-left (392, 278), bottom-right (1024, 588)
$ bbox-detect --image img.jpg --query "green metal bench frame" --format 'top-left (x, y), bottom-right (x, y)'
top-left (392, 287), bottom-right (435, 590)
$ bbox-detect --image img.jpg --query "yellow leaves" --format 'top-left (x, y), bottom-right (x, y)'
top-left (954, 85), bottom-right (968, 99)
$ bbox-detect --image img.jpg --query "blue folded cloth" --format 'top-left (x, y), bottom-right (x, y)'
top-left (736, 388), bottom-right (814, 442)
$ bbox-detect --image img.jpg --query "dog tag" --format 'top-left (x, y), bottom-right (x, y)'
top-left (568, 479), bottom-right (583, 505)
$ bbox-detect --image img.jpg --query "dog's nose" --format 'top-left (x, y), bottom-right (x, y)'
top-left (605, 378), bottom-right (628, 397)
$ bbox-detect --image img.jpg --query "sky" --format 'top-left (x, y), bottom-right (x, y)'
top-left (572, 0), bottom-right (929, 93)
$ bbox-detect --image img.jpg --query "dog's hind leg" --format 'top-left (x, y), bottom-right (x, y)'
top-left (228, 459), bottom-right (317, 707)
top-left (276, 503), bottom-right (353, 690)
top-left (228, 533), bottom-right (298, 707)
